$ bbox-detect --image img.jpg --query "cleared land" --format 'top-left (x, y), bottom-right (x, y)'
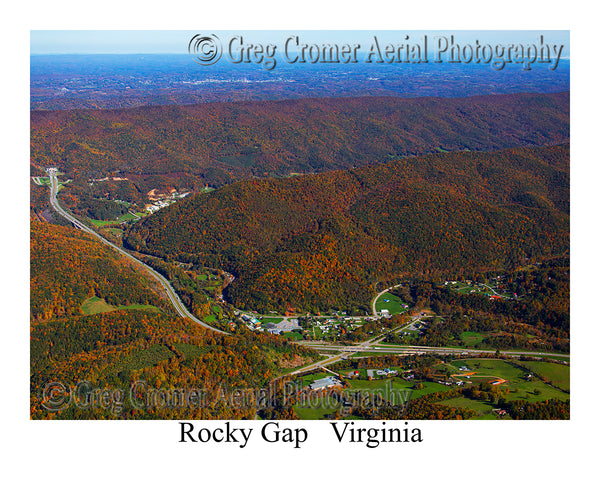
top-left (375, 292), bottom-right (409, 315)
top-left (449, 358), bottom-right (569, 402)
top-left (437, 396), bottom-right (496, 416)
top-left (88, 212), bottom-right (141, 227)
top-left (81, 296), bottom-right (161, 315)
top-left (517, 360), bottom-right (570, 392)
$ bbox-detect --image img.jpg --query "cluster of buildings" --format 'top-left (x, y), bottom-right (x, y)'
top-left (239, 313), bottom-right (301, 336)
top-left (241, 313), bottom-right (261, 330)
top-left (145, 190), bottom-right (190, 213)
top-left (366, 368), bottom-right (398, 379)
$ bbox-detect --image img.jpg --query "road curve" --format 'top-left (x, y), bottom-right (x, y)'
top-left (47, 169), bottom-right (228, 335)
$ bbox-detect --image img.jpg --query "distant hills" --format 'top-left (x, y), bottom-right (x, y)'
top-left (30, 55), bottom-right (570, 111)
top-left (31, 92), bottom-right (569, 190)
top-left (125, 144), bottom-right (569, 313)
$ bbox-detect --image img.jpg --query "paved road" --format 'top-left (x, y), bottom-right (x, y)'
top-left (47, 168), bottom-right (228, 335)
top-left (286, 312), bottom-right (426, 377)
top-left (303, 343), bottom-right (570, 359)
top-left (287, 310), bottom-right (569, 377)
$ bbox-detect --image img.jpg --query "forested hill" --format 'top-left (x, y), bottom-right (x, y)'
top-left (30, 219), bottom-right (319, 419)
top-left (30, 220), bottom-right (168, 322)
top-left (125, 144), bottom-right (569, 314)
top-left (31, 92), bottom-right (568, 187)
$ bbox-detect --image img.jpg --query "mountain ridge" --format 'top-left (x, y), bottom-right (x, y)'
top-left (125, 143), bottom-right (569, 313)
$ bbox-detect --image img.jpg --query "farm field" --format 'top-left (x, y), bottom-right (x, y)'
top-left (81, 296), bottom-right (161, 315)
top-left (436, 396), bottom-right (496, 417)
top-left (460, 331), bottom-right (487, 346)
top-left (375, 292), bottom-right (409, 315)
top-left (88, 212), bottom-right (141, 226)
top-left (517, 360), bottom-right (570, 392)
top-left (283, 331), bottom-right (304, 341)
top-left (102, 227), bottom-right (124, 238)
top-left (294, 404), bottom-right (339, 420)
top-left (449, 358), bottom-right (569, 402)
top-left (348, 377), bottom-right (412, 392)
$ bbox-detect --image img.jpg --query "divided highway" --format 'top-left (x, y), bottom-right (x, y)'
top-left (47, 168), bottom-right (228, 335)
top-left (45, 168), bottom-right (570, 367)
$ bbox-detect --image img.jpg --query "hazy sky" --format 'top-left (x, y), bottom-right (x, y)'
top-left (31, 30), bottom-right (570, 56)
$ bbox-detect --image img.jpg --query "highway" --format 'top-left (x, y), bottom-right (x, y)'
top-left (286, 311), bottom-right (569, 377)
top-left (285, 313), bottom-right (426, 377)
top-left (299, 343), bottom-right (570, 359)
top-left (47, 168), bottom-right (228, 335)
top-left (45, 167), bottom-right (571, 358)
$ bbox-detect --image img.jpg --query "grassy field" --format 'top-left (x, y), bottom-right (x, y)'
top-left (81, 296), bottom-right (161, 315)
top-left (345, 376), bottom-right (451, 400)
top-left (450, 358), bottom-right (569, 402)
top-left (348, 377), bottom-right (411, 391)
top-left (88, 211), bottom-right (141, 226)
top-left (261, 317), bottom-right (285, 324)
top-left (436, 396), bottom-right (495, 416)
top-left (33, 176), bottom-right (51, 185)
top-left (283, 331), bottom-right (304, 341)
top-left (293, 378), bottom-right (414, 418)
top-left (294, 404), bottom-right (339, 420)
top-left (517, 361), bottom-right (570, 392)
top-left (102, 227), bottom-right (124, 238)
top-left (460, 331), bottom-right (486, 346)
top-left (408, 380), bottom-right (454, 398)
top-left (375, 293), bottom-right (409, 315)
